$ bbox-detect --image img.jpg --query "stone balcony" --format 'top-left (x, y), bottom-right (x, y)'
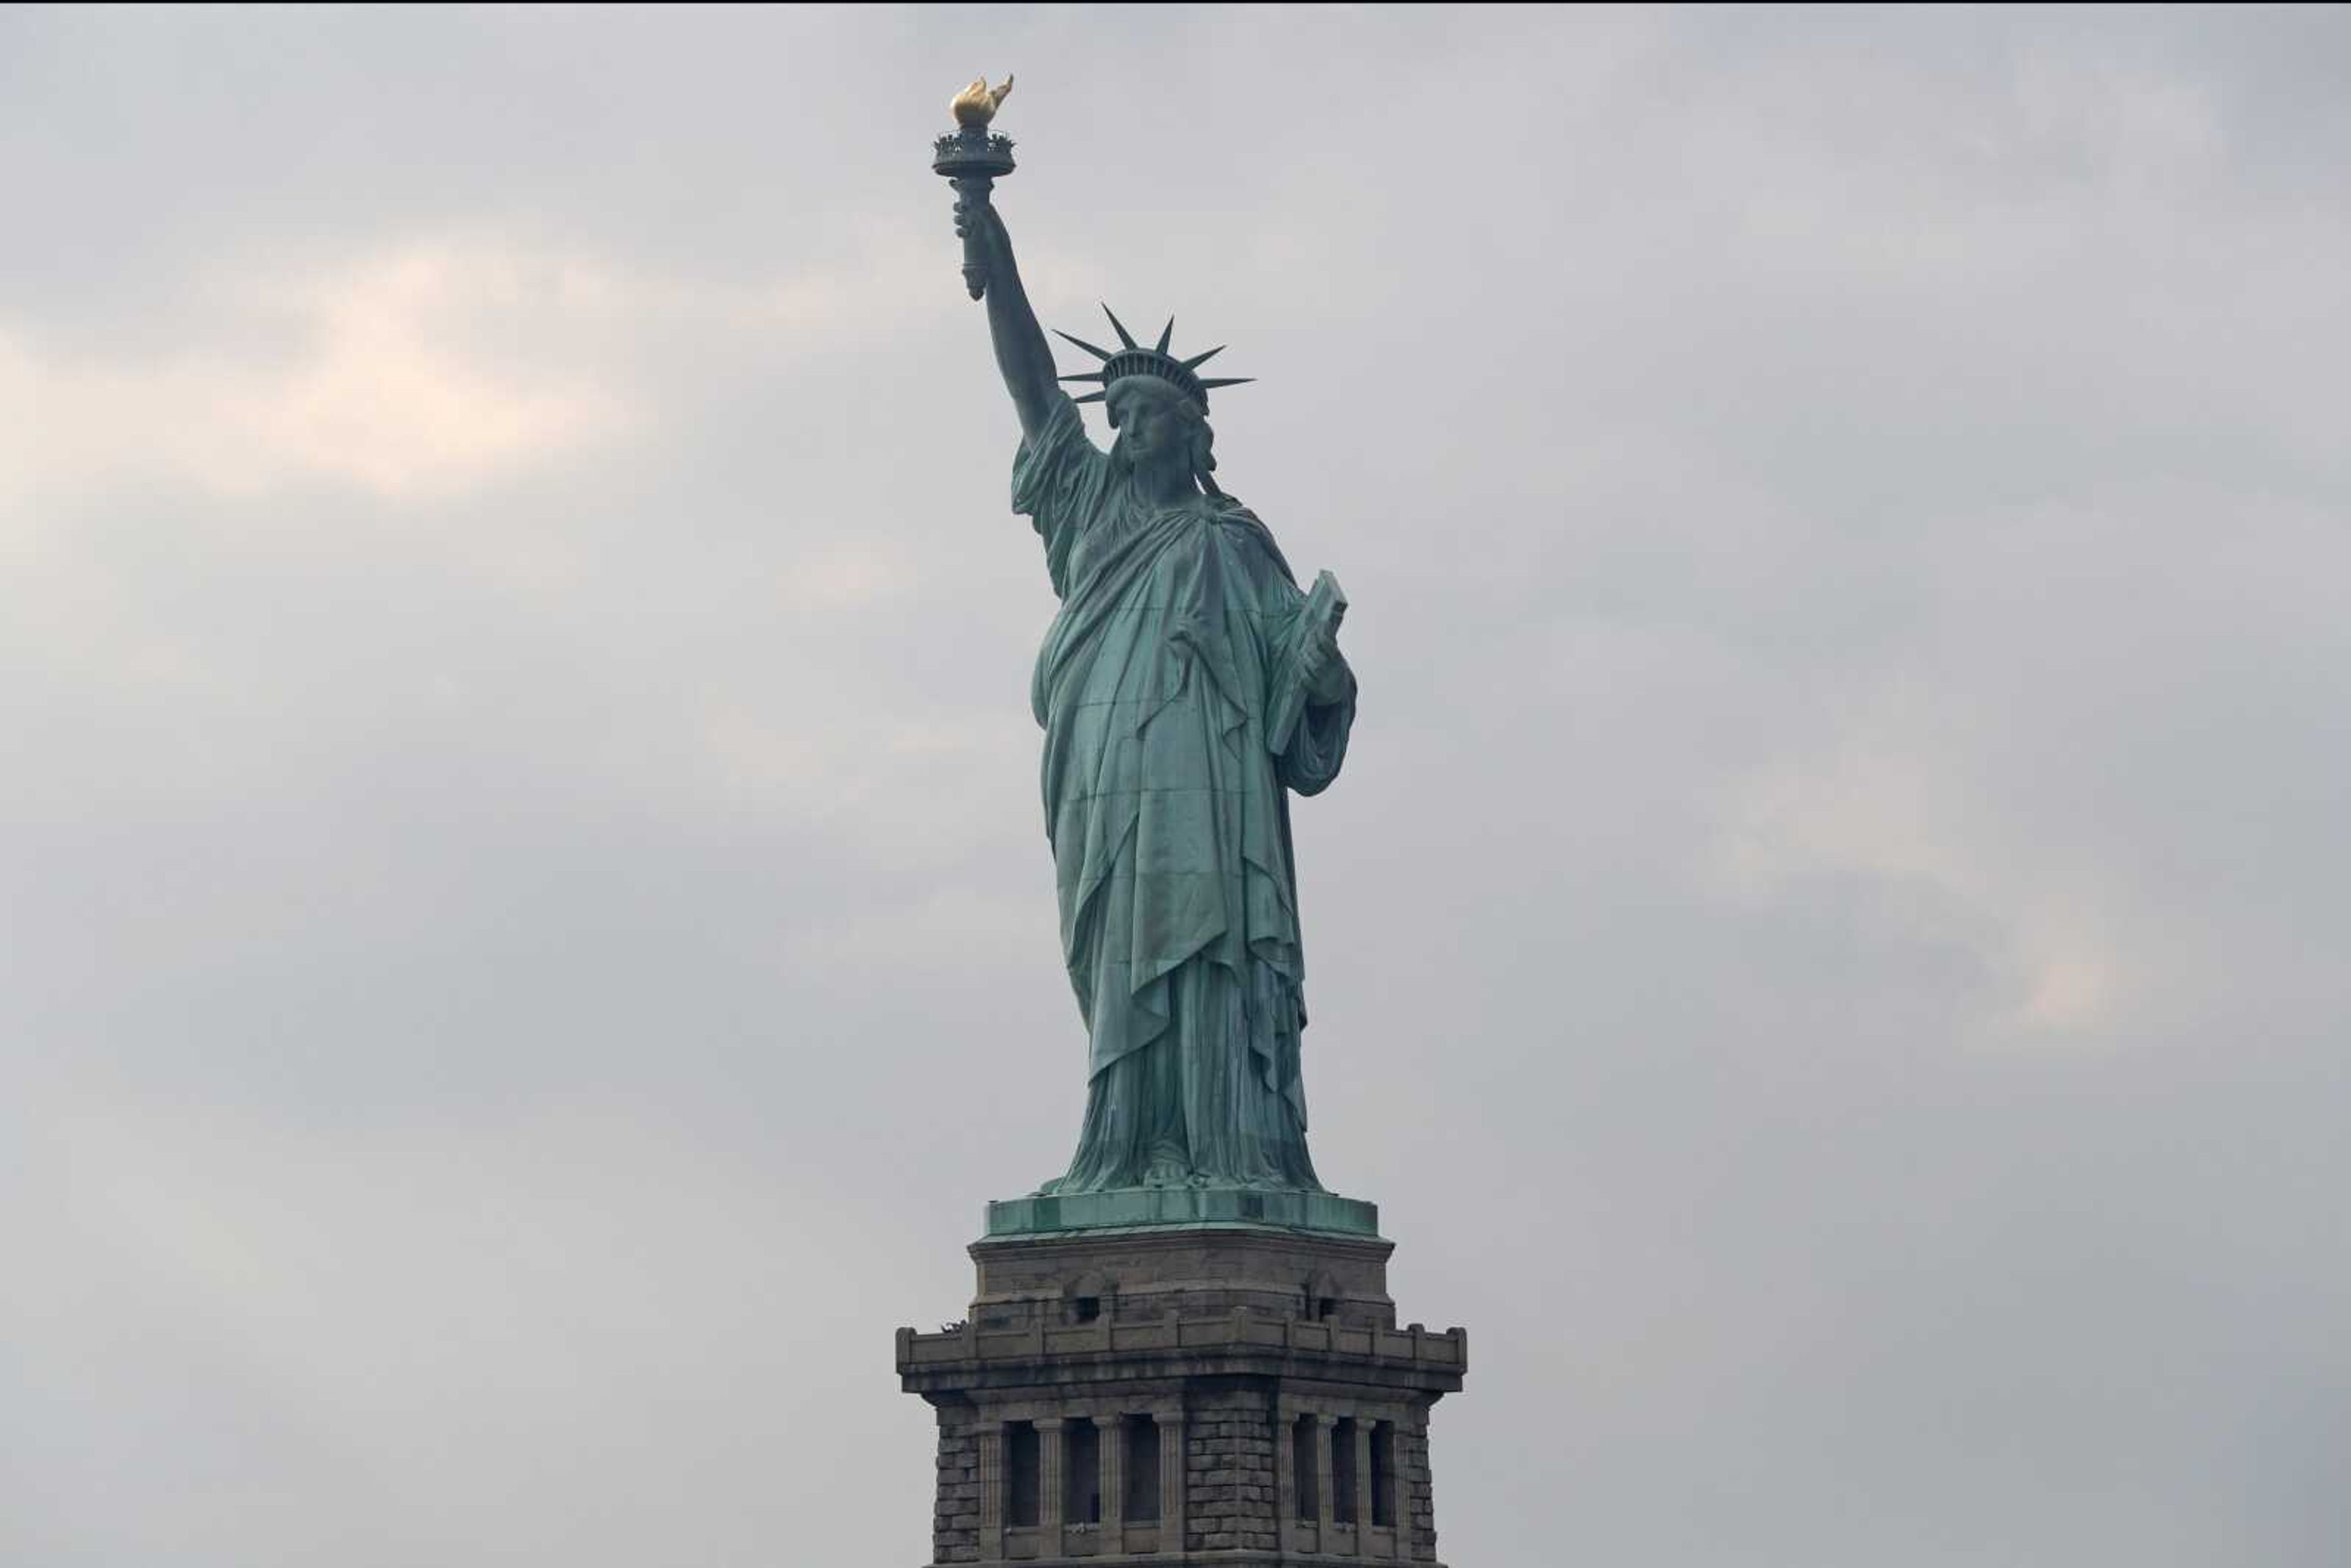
top-left (898, 1310), bottom-right (1467, 1384)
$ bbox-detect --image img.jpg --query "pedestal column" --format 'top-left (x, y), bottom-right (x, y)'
top-left (1273, 1400), bottom-right (1295, 1540)
top-left (978, 1422), bottom-right (1003, 1562)
top-left (1095, 1413), bottom-right (1122, 1533)
top-left (1155, 1408), bottom-right (1186, 1552)
top-left (1037, 1416), bottom-right (1065, 1539)
top-left (1314, 1413), bottom-right (1339, 1537)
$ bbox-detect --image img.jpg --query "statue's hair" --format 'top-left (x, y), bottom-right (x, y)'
top-left (1107, 375), bottom-right (1224, 498)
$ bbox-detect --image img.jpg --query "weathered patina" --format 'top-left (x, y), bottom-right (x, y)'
top-left (949, 137), bottom-right (1357, 1206)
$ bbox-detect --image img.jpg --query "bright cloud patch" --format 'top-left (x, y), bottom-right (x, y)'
top-left (3, 238), bottom-right (637, 506)
top-left (1714, 734), bottom-right (2127, 1043)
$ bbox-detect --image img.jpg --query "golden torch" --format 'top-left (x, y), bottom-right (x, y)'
top-left (932, 76), bottom-right (1017, 301)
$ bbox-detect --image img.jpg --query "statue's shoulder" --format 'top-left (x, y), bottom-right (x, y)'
top-left (1207, 496), bottom-right (1302, 587)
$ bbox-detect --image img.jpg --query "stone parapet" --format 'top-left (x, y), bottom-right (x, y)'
top-left (967, 1223), bottom-right (1401, 1332)
top-left (899, 1311), bottom-right (1467, 1386)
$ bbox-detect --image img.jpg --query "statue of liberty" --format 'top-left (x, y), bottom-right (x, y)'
top-left (948, 149), bottom-right (1357, 1199)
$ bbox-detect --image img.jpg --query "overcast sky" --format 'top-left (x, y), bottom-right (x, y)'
top-left (4, 6), bottom-right (2347, 1566)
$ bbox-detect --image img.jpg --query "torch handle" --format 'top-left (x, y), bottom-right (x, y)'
top-left (954, 176), bottom-right (996, 301)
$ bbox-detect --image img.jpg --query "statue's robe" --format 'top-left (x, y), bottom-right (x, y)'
top-left (1013, 393), bottom-right (1354, 1193)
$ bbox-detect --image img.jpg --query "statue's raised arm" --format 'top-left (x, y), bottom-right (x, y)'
top-left (950, 197), bottom-right (1057, 445)
top-left (932, 77), bottom-right (1055, 445)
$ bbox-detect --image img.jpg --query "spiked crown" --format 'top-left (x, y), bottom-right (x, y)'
top-left (1055, 305), bottom-right (1253, 412)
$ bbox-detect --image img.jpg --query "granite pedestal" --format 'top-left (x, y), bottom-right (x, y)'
top-left (898, 1195), bottom-right (1465, 1565)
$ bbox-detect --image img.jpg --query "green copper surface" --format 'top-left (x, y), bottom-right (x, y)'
top-left (946, 127), bottom-right (1359, 1204)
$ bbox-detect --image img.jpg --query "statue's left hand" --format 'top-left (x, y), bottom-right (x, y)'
top-left (1299, 626), bottom-right (1350, 703)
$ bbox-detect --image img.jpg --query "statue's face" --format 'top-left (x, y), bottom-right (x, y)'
top-left (1107, 379), bottom-right (1192, 475)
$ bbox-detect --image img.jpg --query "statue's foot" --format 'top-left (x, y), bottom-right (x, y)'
top-left (1142, 1158), bottom-right (1189, 1189)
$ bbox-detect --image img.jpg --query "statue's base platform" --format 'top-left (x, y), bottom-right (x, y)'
top-left (984, 1185), bottom-right (1379, 1238)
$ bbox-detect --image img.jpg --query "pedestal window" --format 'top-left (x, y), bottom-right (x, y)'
top-left (1332, 1417), bottom-right (1359, 1524)
top-left (1005, 1421), bottom-right (1040, 1528)
top-left (1123, 1415), bottom-right (1160, 1521)
top-left (1063, 1417), bottom-right (1101, 1523)
top-left (1291, 1414), bottom-right (1319, 1520)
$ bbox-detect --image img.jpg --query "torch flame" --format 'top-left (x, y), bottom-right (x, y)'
top-left (951, 75), bottom-right (1014, 128)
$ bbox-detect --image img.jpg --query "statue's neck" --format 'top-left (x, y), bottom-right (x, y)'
top-left (1138, 475), bottom-right (1198, 508)
top-left (1121, 451), bottom-right (1199, 508)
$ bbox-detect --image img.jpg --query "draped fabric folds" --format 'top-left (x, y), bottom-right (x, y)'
top-left (1013, 394), bottom-right (1355, 1194)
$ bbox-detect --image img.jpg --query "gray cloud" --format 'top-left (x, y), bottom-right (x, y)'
top-left (4, 7), bottom-right (2346, 1566)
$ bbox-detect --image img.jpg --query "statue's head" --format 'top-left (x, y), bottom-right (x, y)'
top-left (1053, 306), bottom-right (1251, 499)
top-left (1106, 375), bottom-right (1218, 495)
